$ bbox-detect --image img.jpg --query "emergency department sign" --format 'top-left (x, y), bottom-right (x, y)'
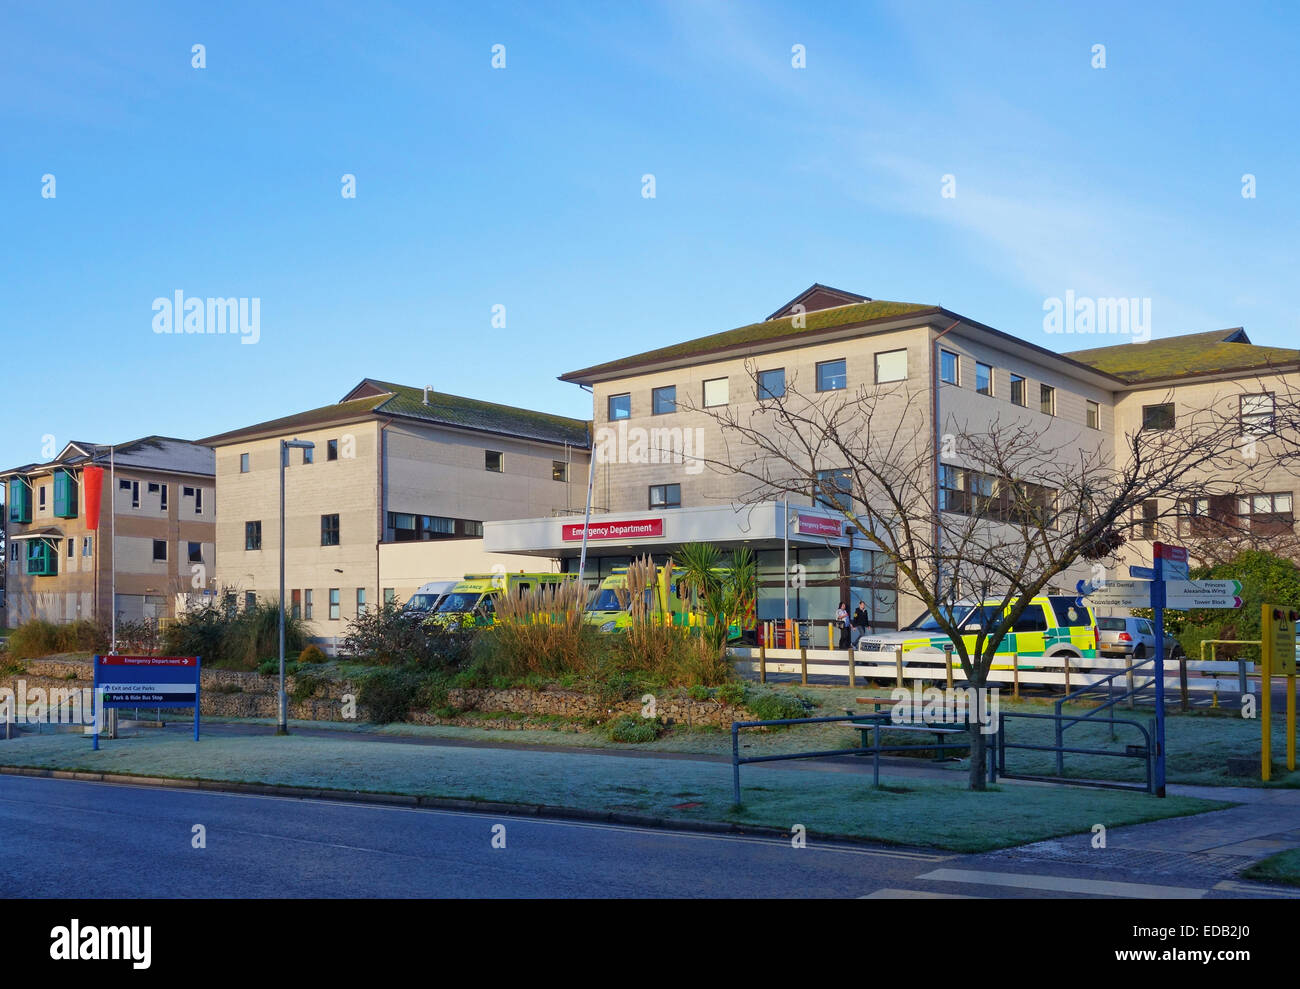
top-left (92, 655), bottom-right (201, 749)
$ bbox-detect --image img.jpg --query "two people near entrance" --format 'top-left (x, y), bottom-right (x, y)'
top-left (836, 600), bottom-right (872, 648)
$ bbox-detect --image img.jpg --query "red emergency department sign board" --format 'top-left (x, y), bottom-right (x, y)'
top-left (796, 514), bottom-right (844, 538)
top-left (561, 518), bottom-right (664, 541)
top-left (92, 655), bottom-right (201, 750)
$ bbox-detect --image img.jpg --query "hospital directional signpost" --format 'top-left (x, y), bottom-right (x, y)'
top-left (92, 655), bottom-right (201, 750)
top-left (1076, 542), bottom-right (1240, 797)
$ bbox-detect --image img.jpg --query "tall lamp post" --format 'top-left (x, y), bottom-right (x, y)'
top-left (278, 438), bottom-right (314, 735)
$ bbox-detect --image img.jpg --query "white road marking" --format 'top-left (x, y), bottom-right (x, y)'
top-left (861, 888), bottom-right (979, 898)
top-left (917, 867), bottom-right (1206, 898)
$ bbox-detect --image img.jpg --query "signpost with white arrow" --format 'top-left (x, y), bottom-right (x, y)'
top-left (1076, 542), bottom-right (1242, 798)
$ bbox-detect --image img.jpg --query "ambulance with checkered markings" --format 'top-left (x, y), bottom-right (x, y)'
top-left (855, 595), bottom-right (1099, 669)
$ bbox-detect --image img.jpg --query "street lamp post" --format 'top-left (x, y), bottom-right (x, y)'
top-left (278, 438), bottom-right (314, 735)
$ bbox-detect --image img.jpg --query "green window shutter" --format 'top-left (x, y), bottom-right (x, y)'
top-left (8, 478), bottom-right (31, 523)
top-left (53, 469), bottom-right (78, 518)
top-left (26, 540), bottom-right (56, 576)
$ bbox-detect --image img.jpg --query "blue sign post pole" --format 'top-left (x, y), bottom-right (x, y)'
top-left (1152, 552), bottom-right (1167, 797)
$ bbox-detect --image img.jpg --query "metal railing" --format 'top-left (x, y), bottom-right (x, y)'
top-left (997, 709), bottom-right (1157, 793)
top-left (729, 712), bottom-right (977, 804)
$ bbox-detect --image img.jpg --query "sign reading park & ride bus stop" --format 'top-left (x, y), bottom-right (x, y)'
top-left (92, 655), bottom-right (201, 750)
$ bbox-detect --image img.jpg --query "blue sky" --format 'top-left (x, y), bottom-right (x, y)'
top-left (2, 0), bottom-right (1296, 470)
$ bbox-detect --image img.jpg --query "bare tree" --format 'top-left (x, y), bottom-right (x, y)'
top-left (683, 361), bottom-right (1300, 789)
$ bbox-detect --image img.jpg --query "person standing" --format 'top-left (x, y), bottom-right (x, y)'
top-left (836, 601), bottom-right (851, 649)
top-left (852, 599), bottom-right (871, 647)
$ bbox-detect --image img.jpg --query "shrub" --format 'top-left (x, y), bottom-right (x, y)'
top-left (290, 668), bottom-right (332, 702)
top-left (603, 714), bottom-right (661, 744)
top-left (164, 596), bottom-right (306, 671)
top-left (299, 645), bottom-right (327, 664)
top-left (358, 669), bottom-right (423, 724)
top-left (342, 600), bottom-right (471, 667)
top-left (714, 682), bottom-right (747, 707)
top-left (258, 659), bottom-right (300, 677)
top-left (744, 688), bottom-right (813, 722)
top-left (8, 620), bottom-right (60, 660)
top-left (687, 684), bottom-right (711, 701)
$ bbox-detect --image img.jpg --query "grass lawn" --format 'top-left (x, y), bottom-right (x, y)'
top-left (1242, 848), bottom-right (1300, 886)
top-left (0, 730), bottom-right (1229, 852)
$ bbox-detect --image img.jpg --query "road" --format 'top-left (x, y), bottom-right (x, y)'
top-left (0, 774), bottom-right (1293, 898)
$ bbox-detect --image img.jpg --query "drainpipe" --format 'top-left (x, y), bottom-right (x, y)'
top-left (783, 499), bottom-right (790, 622)
top-left (931, 319), bottom-right (961, 608)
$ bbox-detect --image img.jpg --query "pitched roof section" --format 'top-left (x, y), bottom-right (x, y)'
top-left (1064, 328), bottom-right (1300, 384)
top-left (360, 379), bottom-right (590, 447)
top-left (766, 283), bottom-right (871, 321)
top-left (561, 299), bottom-right (938, 383)
top-left (197, 394), bottom-right (392, 447)
top-left (1, 436), bottom-right (214, 479)
top-left (200, 382), bottom-right (590, 448)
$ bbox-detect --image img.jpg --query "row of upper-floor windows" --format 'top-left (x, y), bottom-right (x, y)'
top-left (7, 473), bottom-right (207, 523)
top-left (237, 441), bottom-right (572, 482)
top-left (939, 349), bottom-right (1088, 425)
top-left (11, 536), bottom-right (208, 575)
top-left (1139, 394), bottom-right (1277, 436)
top-left (605, 351), bottom-right (913, 421)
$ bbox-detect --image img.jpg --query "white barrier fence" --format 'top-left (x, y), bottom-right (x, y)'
top-left (730, 645), bottom-right (1248, 695)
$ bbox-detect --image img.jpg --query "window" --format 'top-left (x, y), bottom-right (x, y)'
top-left (152, 539), bottom-right (167, 562)
top-left (939, 465), bottom-right (1055, 525)
top-left (940, 350), bottom-right (959, 385)
top-left (758, 368), bottom-right (786, 400)
top-left (302, 446), bottom-right (314, 465)
top-left (975, 362), bottom-right (993, 396)
top-left (245, 521), bottom-right (262, 551)
top-left (552, 461), bottom-right (568, 482)
top-left (304, 589), bottom-right (314, 620)
top-left (321, 513), bottom-right (340, 546)
top-left (53, 469), bottom-right (77, 518)
top-left (194, 487), bottom-right (203, 514)
top-left (356, 588), bottom-right (367, 615)
top-left (1086, 400), bottom-right (1100, 430)
top-left (817, 359), bottom-right (847, 391)
top-left (38, 485), bottom-right (47, 510)
top-left (240, 453), bottom-right (250, 473)
top-left (485, 450), bottom-right (503, 473)
top-left (329, 588), bottom-right (340, 620)
top-left (188, 541), bottom-right (202, 563)
top-left (291, 589), bottom-right (301, 620)
top-left (1238, 493), bottom-right (1294, 535)
top-left (1010, 374), bottom-right (1026, 407)
top-left (1142, 403), bottom-right (1174, 431)
top-left (874, 350), bottom-right (908, 384)
top-left (652, 386), bottom-right (676, 415)
top-left (1011, 605), bottom-right (1048, 633)
top-left (8, 478), bottom-right (31, 522)
top-left (25, 540), bottom-right (56, 576)
top-left (159, 483), bottom-right (168, 510)
top-left (465, 520), bottom-right (483, 537)
top-left (82, 536), bottom-right (92, 557)
top-left (703, 377), bottom-right (729, 408)
top-left (1241, 393), bottom-right (1275, 436)
top-left (327, 439), bottom-right (339, 461)
top-left (608, 393), bottom-right (631, 421)
top-left (1039, 384), bottom-right (1056, 416)
top-left (67, 538), bottom-right (74, 558)
top-left (10, 543), bottom-right (17, 562)
top-left (120, 479), bottom-right (139, 508)
top-left (649, 483), bottom-right (681, 509)
top-left (1140, 500), bottom-right (1159, 540)
top-left (814, 468), bottom-right (852, 511)
top-left (383, 588), bottom-right (396, 605)
top-left (245, 591), bottom-right (256, 611)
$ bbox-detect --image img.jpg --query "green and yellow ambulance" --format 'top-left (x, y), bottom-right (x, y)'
top-left (584, 565), bottom-right (746, 640)
top-left (856, 594), bottom-right (1099, 669)
top-left (433, 571), bottom-right (579, 629)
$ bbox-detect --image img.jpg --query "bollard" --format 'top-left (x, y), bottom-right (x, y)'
top-left (800, 646), bottom-right (808, 686)
top-left (827, 622), bottom-right (834, 650)
top-left (895, 645), bottom-right (904, 689)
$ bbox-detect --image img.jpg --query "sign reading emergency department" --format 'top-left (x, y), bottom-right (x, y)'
top-left (561, 518), bottom-right (664, 541)
top-left (92, 654), bottom-right (201, 749)
top-left (795, 514), bottom-right (844, 538)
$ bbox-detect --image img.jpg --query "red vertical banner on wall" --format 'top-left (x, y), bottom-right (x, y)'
top-left (82, 465), bottom-right (105, 531)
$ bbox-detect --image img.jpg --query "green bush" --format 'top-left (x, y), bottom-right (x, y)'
top-left (298, 645), bottom-right (327, 664)
top-left (358, 669), bottom-right (423, 724)
top-left (687, 684), bottom-right (712, 701)
top-left (291, 668), bottom-right (332, 702)
top-left (744, 688), bottom-right (813, 722)
top-left (7, 619), bottom-right (109, 660)
top-left (164, 597), bottom-right (306, 671)
top-left (714, 681), bottom-right (747, 707)
top-left (343, 601), bottom-right (471, 667)
top-left (257, 659), bottom-right (300, 677)
top-left (603, 714), bottom-right (661, 743)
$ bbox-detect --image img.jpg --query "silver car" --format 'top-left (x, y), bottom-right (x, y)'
top-left (1096, 616), bottom-right (1181, 660)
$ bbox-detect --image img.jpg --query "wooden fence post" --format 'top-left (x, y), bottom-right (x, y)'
top-left (759, 639), bottom-right (767, 684)
top-left (847, 647), bottom-right (856, 690)
top-left (1179, 655), bottom-right (1189, 712)
top-left (1012, 653), bottom-right (1020, 700)
top-left (1063, 655), bottom-right (1071, 695)
top-left (895, 645), bottom-right (904, 689)
top-left (800, 646), bottom-right (808, 686)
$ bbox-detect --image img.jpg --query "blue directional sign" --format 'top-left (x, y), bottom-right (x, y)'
top-left (93, 654), bottom-right (201, 749)
top-left (1129, 566), bottom-right (1157, 580)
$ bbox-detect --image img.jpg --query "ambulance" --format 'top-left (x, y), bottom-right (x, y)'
top-left (855, 594), bottom-right (1099, 669)
top-left (432, 572), bottom-right (579, 629)
top-left (584, 565), bottom-right (746, 640)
